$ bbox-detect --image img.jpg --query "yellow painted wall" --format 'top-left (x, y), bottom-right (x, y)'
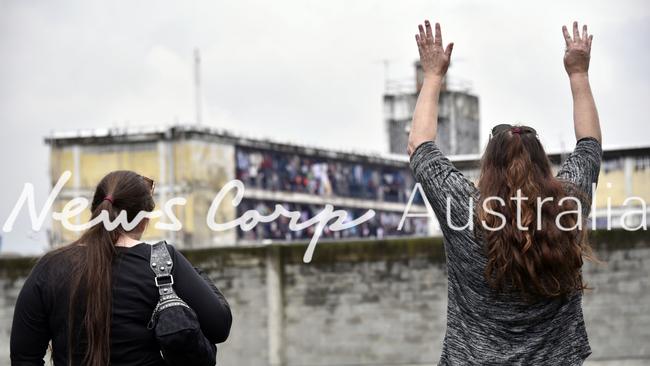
top-left (49, 139), bottom-right (237, 248)
top-left (631, 169), bottom-right (650, 202)
top-left (172, 140), bottom-right (237, 247)
top-left (594, 170), bottom-right (627, 207)
top-left (593, 164), bottom-right (650, 207)
top-left (50, 199), bottom-right (88, 244)
top-left (78, 144), bottom-right (159, 189)
top-left (50, 147), bottom-right (75, 189)
top-left (173, 140), bottom-right (234, 188)
top-left (49, 143), bottom-right (160, 246)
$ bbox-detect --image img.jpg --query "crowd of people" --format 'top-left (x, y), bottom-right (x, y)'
top-left (236, 148), bottom-right (417, 203)
top-left (236, 200), bottom-right (429, 241)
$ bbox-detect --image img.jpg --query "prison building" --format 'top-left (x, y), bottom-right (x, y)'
top-left (45, 125), bottom-right (430, 249)
top-left (45, 125), bottom-right (649, 249)
top-left (384, 61), bottom-right (480, 155)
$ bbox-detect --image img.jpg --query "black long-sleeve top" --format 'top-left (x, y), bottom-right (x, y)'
top-left (10, 243), bottom-right (232, 366)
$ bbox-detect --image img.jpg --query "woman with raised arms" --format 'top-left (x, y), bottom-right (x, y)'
top-left (408, 20), bottom-right (602, 364)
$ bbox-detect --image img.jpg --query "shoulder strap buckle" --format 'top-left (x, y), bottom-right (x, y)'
top-left (154, 274), bottom-right (174, 287)
top-left (150, 241), bottom-right (176, 296)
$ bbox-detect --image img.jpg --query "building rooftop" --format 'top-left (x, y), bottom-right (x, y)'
top-left (45, 124), bottom-right (650, 168)
top-left (45, 124), bottom-right (412, 167)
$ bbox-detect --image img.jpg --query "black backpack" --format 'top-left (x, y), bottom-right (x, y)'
top-left (146, 241), bottom-right (217, 366)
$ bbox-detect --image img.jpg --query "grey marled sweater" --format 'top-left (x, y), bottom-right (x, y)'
top-left (409, 137), bottom-right (602, 365)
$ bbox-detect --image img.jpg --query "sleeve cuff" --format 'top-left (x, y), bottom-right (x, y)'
top-left (409, 141), bottom-right (443, 176)
top-left (576, 136), bottom-right (601, 146)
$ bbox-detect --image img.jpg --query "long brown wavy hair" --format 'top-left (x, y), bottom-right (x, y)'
top-left (52, 170), bottom-right (155, 365)
top-left (477, 124), bottom-right (594, 301)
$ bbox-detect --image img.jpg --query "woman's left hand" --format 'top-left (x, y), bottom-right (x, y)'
top-left (563, 21), bottom-right (593, 76)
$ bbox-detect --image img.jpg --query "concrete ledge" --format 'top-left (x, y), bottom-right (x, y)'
top-left (2, 230), bottom-right (649, 276)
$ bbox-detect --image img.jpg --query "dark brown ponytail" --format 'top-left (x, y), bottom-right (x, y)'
top-left (60, 170), bottom-right (155, 365)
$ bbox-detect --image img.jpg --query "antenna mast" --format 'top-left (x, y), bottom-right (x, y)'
top-left (194, 48), bottom-right (203, 125)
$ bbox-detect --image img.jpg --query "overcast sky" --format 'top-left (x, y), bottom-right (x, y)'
top-left (1, 0), bottom-right (648, 254)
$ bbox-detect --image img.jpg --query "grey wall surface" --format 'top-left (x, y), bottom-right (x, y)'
top-left (1, 231), bottom-right (649, 365)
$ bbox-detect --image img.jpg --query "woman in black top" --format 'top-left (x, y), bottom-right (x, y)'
top-left (10, 170), bottom-right (232, 366)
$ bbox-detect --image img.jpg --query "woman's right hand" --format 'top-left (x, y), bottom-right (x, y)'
top-left (563, 21), bottom-right (593, 76)
top-left (415, 20), bottom-right (453, 78)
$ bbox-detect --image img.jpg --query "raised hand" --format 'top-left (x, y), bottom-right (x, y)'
top-left (562, 21), bottom-right (601, 143)
top-left (563, 21), bottom-right (593, 76)
top-left (415, 20), bottom-right (454, 78)
top-left (407, 20), bottom-right (452, 155)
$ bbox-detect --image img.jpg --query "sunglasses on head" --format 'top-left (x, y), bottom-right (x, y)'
top-left (141, 175), bottom-right (156, 195)
top-left (489, 124), bottom-right (538, 139)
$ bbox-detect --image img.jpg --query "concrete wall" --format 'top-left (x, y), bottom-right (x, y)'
top-left (384, 90), bottom-right (480, 156)
top-left (1, 230), bottom-right (649, 365)
top-left (384, 93), bottom-right (416, 155)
